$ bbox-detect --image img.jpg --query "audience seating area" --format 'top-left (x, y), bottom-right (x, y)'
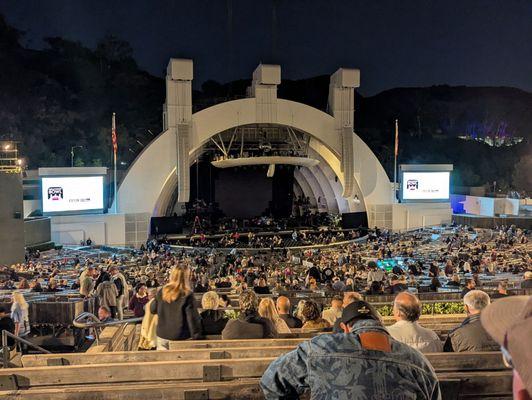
top-left (0, 321), bottom-right (513, 399)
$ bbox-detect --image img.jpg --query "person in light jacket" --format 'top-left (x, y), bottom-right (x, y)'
top-left (386, 292), bottom-right (443, 353)
top-left (95, 273), bottom-right (119, 318)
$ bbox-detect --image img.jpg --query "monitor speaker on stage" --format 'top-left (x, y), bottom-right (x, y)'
top-left (341, 212), bottom-right (368, 229)
top-left (150, 216), bottom-right (183, 235)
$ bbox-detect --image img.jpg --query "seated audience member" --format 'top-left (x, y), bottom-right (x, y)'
top-left (128, 283), bottom-right (150, 318)
top-left (276, 296), bottom-right (302, 329)
top-left (460, 278), bottom-right (476, 298)
top-left (520, 271), bottom-right (532, 289)
top-left (388, 275), bottom-right (408, 294)
top-left (387, 292), bottom-right (443, 353)
top-left (150, 265), bottom-right (203, 350)
top-left (200, 291), bottom-right (228, 335)
top-left (30, 280), bottom-right (43, 292)
top-left (222, 290), bottom-right (276, 339)
top-left (17, 278), bottom-right (30, 290)
top-left (321, 295), bottom-right (343, 326)
top-left (253, 277), bottom-right (271, 294)
top-left (259, 297), bottom-right (291, 334)
top-left (366, 280), bottom-right (384, 295)
top-left (481, 296), bottom-right (531, 400)
top-left (97, 306), bottom-right (116, 323)
top-left (444, 290), bottom-right (498, 352)
top-left (446, 274), bottom-right (461, 287)
top-left (194, 277), bottom-right (209, 293)
top-left (332, 292), bottom-right (365, 332)
top-left (331, 277), bottom-right (346, 292)
top-left (491, 281), bottom-right (510, 299)
top-left (366, 261), bottom-right (385, 285)
top-left (219, 294), bottom-right (231, 308)
top-left (301, 300), bottom-right (330, 332)
top-left (260, 300), bottom-right (440, 399)
top-left (429, 277), bottom-right (441, 292)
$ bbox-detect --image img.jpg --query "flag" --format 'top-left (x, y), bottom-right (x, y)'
top-left (394, 119), bottom-right (399, 157)
top-left (112, 112), bottom-right (117, 155)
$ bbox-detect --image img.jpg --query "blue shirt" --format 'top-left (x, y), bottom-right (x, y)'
top-left (11, 303), bottom-right (30, 337)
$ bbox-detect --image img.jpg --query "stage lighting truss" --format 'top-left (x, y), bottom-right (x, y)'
top-left (204, 124), bottom-right (318, 170)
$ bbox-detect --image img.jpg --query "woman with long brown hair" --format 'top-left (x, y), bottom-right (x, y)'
top-left (150, 264), bottom-right (202, 350)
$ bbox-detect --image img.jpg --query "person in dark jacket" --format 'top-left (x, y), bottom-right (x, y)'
top-left (222, 290), bottom-right (276, 339)
top-left (129, 283), bottom-right (150, 318)
top-left (276, 296), bottom-right (302, 328)
top-left (199, 291), bottom-right (228, 335)
top-left (444, 290), bottom-right (498, 352)
top-left (0, 306), bottom-right (15, 348)
top-left (253, 277), bottom-right (271, 294)
top-left (150, 265), bottom-right (203, 350)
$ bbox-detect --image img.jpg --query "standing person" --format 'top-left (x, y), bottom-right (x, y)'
top-left (11, 292), bottom-right (30, 338)
top-left (260, 300), bottom-right (441, 399)
top-left (259, 297), bottom-right (291, 334)
top-left (444, 290), bottom-right (498, 352)
top-left (138, 289), bottom-right (158, 350)
top-left (386, 292), bottom-right (443, 353)
top-left (0, 306), bottom-right (15, 348)
top-left (109, 266), bottom-right (128, 320)
top-left (481, 296), bottom-right (531, 400)
top-left (128, 283), bottom-right (150, 318)
top-left (94, 273), bottom-right (119, 319)
top-left (150, 265), bottom-right (203, 350)
top-left (276, 296), bottom-right (302, 329)
top-left (79, 266), bottom-right (95, 297)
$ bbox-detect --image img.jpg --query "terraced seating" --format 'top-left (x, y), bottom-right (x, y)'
top-left (0, 351), bottom-right (512, 399)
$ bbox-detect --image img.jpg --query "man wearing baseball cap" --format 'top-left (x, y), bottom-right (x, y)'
top-left (261, 300), bottom-right (440, 399)
top-left (481, 296), bottom-right (531, 400)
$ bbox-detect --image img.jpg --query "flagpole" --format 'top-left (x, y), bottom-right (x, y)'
top-left (393, 119), bottom-right (399, 203)
top-left (113, 112), bottom-right (118, 214)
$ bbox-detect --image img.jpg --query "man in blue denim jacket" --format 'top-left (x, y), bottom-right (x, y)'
top-left (260, 300), bottom-right (441, 399)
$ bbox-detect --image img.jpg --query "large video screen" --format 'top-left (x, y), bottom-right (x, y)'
top-left (401, 171), bottom-right (450, 201)
top-left (42, 176), bottom-right (104, 214)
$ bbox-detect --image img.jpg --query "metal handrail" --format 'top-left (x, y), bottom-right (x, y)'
top-left (73, 313), bottom-right (142, 345)
top-left (2, 330), bottom-right (51, 368)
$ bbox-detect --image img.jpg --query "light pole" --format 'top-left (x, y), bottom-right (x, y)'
top-left (70, 145), bottom-right (83, 167)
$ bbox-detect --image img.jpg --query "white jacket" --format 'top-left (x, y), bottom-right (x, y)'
top-left (386, 320), bottom-right (443, 353)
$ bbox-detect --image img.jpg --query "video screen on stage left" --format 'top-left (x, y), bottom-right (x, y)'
top-left (401, 171), bottom-right (450, 201)
top-left (41, 176), bottom-right (105, 214)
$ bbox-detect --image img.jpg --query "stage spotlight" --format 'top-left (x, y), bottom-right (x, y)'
top-left (4, 143), bottom-right (11, 150)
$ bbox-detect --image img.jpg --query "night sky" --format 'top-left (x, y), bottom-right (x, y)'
top-left (1, 0), bottom-right (531, 95)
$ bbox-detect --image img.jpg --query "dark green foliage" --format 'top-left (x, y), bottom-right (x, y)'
top-left (0, 14), bottom-right (529, 191)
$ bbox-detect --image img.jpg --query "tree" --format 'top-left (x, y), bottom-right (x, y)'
top-left (74, 157), bottom-right (85, 167)
top-left (512, 155), bottom-right (532, 192)
top-left (95, 35), bottom-right (135, 64)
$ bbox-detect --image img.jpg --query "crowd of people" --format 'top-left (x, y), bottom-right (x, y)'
top-left (0, 223), bottom-right (530, 398)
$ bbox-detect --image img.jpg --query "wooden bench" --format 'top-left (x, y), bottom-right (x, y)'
top-left (0, 372), bottom-right (514, 400)
top-left (21, 349), bottom-right (504, 371)
top-left (1, 353), bottom-right (510, 387)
